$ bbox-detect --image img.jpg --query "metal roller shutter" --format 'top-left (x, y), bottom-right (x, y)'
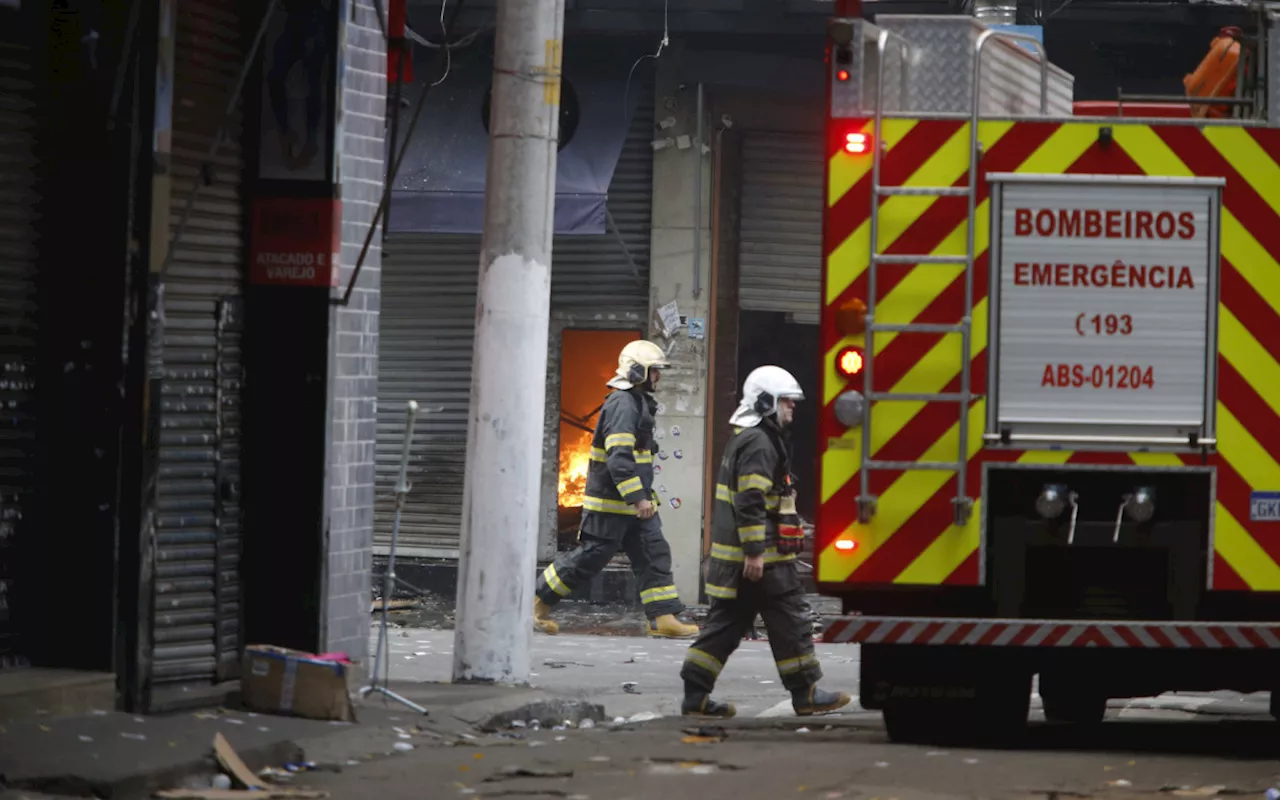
top-left (375, 86), bottom-right (655, 555)
top-left (0, 20), bottom-right (39, 671)
top-left (738, 132), bottom-right (824, 324)
top-left (151, 0), bottom-right (246, 689)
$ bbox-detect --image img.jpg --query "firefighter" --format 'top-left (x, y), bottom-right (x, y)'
top-left (533, 340), bottom-right (700, 639)
top-left (680, 366), bottom-right (852, 718)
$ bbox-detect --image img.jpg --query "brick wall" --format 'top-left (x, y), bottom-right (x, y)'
top-left (324, 0), bottom-right (386, 660)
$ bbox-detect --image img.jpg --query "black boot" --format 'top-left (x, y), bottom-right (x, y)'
top-left (792, 685), bottom-right (853, 716)
top-left (682, 683), bottom-right (737, 718)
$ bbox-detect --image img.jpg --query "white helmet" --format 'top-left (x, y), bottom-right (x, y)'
top-left (730, 366), bottom-right (805, 427)
top-left (607, 339), bottom-right (670, 389)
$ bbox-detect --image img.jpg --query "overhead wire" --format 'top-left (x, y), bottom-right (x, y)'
top-left (336, 0), bottom-right (470, 305)
top-left (622, 0), bottom-right (669, 120)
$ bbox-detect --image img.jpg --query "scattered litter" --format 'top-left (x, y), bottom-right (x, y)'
top-left (78, 735), bottom-right (94, 743)
top-left (529, 720), bottom-right (542, 731)
top-left (555, 736), bottom-right (568, 742)
top-left (122, 732), bottom-right (147, 741)
top-left (589, 756), bottom-right (611, 762)
top-left (874, 762), bottom-right (890, 768)
top-left (485, 766), bottom-right (574, 781)
top-left (795, 728), bottom-right (811, 734)
top-left (224, 718), bottom-right (245, 725)
top-left (580, 719), bottom-right (595, 729)
top-left (963, 758), bottom-right (979, 765)
top-left (1109, 780), bottom-right (1133, 788)
top-left (510, 720), bottom-right (527, 728)
top-left (623, 682), bottom-right (641, 695)
top-left (925, 751), bottom-right (948, 757)
top-left (759, 680), bottom-right (775, 685)
top-left (1168, 787), bottom-right (1227, 797)
top-left (529, 741), bottom-right (547, 747)
top-left (647, 761), bottom-right (724, 776)
top-left (545, 660), bottom-right (594, 669)
top-left (681, 725), bottom-right (727, 743)
top-left (156, 791), bottom-right (327, 799)
top-left (626, 711), bottom-right (662, 724)
top-left (392, 742), bottom-right (414, 752)
top-left (1265, 790), bottom-right (1279, 800)
top-left (212, 776), bottom-right (233, 791)
top-left (613, 717), bottom-right (626, 725)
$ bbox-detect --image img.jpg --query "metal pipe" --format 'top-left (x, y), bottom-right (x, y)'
top-left (692, 82), bottom-right (704, 300)
top-left (159, 0), bottom-right (279, 277)
top-left (858, 31), bottom-right (891, 519)
top-left (962, 29), bottom-right (1049, 519)
top-left (453, 0), bottom-right (566, 685)
top-left (984, 432), bottom-right (1216, 447)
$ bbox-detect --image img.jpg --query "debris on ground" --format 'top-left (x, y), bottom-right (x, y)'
top-left (484, 766), bottom-right (575, 781)
top-left (544, 660), bottom-right (594, 669)
top-left (153, 734), bottom-right (329, 800)
top-left (622, 682), bottom-right (641, 694)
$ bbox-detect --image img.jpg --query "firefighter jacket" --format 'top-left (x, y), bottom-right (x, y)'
top-left (705, 418), bottom-right (796, 600)
top-left (582, 388), bottom-right (658, 514)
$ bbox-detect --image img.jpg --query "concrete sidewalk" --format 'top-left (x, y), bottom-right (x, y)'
top-left (0, 682), bottom-right (604, 800)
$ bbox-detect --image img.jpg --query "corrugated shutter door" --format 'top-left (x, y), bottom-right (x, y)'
top-left (375, 84), bottom-right (655, 554)
top-left (0, 21), bottom-right (39, 671)
top-left (152, 0), bottom-right (246, 690)
top-left (738, 132), bottom-right (824, 324)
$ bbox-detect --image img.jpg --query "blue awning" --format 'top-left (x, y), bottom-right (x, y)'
top-left (386, 40), bottom-right (646, 236)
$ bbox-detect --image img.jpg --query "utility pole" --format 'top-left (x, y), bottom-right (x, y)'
top-left (453, 0), bottom-right (566, 684)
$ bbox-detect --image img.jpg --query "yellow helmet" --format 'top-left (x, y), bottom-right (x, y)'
top-left (608, 339), bottom-right (670, 389)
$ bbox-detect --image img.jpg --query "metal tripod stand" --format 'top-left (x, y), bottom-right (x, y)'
top-left (360, 399), bottom-right (428, 714)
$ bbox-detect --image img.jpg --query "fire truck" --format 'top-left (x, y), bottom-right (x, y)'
top-left (815, 9), bottom-right (1280, 742)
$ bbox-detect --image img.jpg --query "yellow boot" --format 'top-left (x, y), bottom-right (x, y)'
top-left (533, 597), bottom-right (559, 635)
top-left (648, 614), bottom-right (698, 639)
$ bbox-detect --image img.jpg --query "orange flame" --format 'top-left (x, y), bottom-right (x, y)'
top-left (558, 429), bottom-right (593, 507)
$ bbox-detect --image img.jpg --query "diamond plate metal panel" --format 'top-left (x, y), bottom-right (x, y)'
top-left (876, 15), bottom-right (1074, 116)
top-left (1269, 11), bottom-right (1280, 126)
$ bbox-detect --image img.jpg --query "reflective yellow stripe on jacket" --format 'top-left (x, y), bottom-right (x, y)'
top-left (709, 542), bottom-right (797, 564)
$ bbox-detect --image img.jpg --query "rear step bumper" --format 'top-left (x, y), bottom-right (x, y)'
top-left (821, 616), bottom-right (1280, 649)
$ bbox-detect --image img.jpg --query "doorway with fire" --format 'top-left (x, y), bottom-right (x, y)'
top-left (557, 328), bottom-right (643, 551)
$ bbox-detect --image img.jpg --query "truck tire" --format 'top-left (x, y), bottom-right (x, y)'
top-left (1042, 693), bottom-right (1107, 725)
top-left (882, 674), bottom-right (1031, 746)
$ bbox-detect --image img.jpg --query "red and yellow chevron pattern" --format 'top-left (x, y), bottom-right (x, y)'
top-left (816, 119), bottom-right (1280, 592)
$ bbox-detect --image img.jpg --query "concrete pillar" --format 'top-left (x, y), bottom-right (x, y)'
top-left (646, 43), bottom-right (714, 604)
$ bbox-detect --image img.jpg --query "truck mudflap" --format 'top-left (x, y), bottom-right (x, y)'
top-left (822, 616), bottom-right (1280, 648)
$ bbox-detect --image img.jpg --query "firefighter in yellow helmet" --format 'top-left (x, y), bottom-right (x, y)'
top-left (534, 340), bottom-right (700, 639)
top-left (680, 366), bottom-right (851, 718)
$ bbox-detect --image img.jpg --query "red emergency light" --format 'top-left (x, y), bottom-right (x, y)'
top-left (836, 345), bottom-right (865, 379)
top-left (844, 131), bottom-right (870, 155)
top-left (836, 68), bottom-right (851, 82)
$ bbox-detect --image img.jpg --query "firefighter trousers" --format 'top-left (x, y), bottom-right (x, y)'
top-left (536, 510), bottom-right (684, 619)
top-left (680, 563), bottom-right (821, 694)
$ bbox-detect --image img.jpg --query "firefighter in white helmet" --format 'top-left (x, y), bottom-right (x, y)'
top-left (534, 339), bottom-right (700, 639)
top-left (679, 365), bottom-right (852, 717)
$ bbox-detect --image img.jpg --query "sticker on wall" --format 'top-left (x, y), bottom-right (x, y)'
top-left (673, 449), bottom-right (683, 460)
top-left (654, 464), bottom-right (662, 475)
top-left (656, 402), bottom-right (666, 415)
top-left (659, 450), bottom-right (669, 461)
top-left (671, 425), bottom-right (681, 437)
top-left (669, 497), bottom-right (682, 510)
top-left (654, 428), bottom-right (665, 440)
top-left (688, 317), bottom-right (706, 340)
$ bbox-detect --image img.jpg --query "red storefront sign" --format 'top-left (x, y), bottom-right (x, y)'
top-left (249, 197), bottom-right (341, 287)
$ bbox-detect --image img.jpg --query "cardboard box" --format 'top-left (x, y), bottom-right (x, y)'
top-left (241, 645), bottom-right (357, 722)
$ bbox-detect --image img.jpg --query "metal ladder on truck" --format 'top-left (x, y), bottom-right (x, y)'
top-left (855, 29), bottom-right (1052, 528)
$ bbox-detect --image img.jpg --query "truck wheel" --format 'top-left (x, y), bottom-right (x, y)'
top-left (1042, 693), bottom-right (1107, 725)
top-left (882, 703), bottom-right (939, 744)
